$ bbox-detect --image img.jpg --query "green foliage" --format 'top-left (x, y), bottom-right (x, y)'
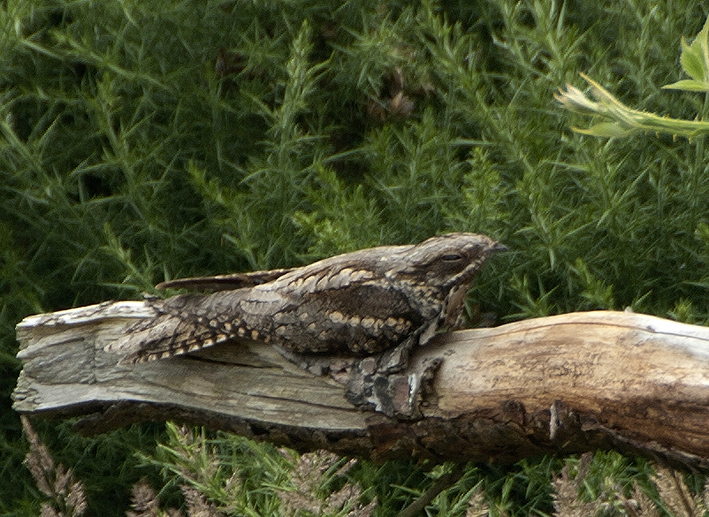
top-left (558, 14), bottom-right (709, 137)
top-left (3, 0), bottom-right (709, 514)
top-left (665, 15), bottom-right (709, 93)
top-left (139, 423), bottom-right (377, 515)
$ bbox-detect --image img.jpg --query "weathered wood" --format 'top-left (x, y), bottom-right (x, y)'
top-left (13, 304), bottom-right (709, 467)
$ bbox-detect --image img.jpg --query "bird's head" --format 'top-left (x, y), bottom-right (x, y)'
top-left (390, 233), bottom-right (506, 290)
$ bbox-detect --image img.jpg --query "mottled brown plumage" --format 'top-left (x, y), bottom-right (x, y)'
top-left (112, 233), bottom-right (505, 364)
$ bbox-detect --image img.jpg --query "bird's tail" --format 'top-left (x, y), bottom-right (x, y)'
top-left (105, 293), bottom-right (240, 364)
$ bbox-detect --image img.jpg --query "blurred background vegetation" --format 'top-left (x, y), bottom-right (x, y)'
top-left (3, 0), bottom-right (709, 514)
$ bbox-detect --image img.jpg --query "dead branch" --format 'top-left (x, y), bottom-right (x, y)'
top-left (13, 303), bottom-right (709, 467)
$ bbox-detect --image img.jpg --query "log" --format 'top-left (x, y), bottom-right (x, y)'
top-left (13, 304), bottom-right (709, 468)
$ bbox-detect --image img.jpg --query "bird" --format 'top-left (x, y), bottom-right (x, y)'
top-left (110, 233), bottom-right (505, 365)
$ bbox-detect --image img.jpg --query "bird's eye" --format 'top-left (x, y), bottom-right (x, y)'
top-left (441, 254), bottom-right (463, 262)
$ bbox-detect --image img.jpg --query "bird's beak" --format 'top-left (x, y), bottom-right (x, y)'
top-left (490, 241), bottom-right (508, 253)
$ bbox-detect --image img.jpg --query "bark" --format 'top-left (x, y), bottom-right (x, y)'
top-left (13, 303), bottom-right (709, 468)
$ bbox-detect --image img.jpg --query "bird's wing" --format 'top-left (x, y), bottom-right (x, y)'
top-left (156, 268), bottom-right (298, 292)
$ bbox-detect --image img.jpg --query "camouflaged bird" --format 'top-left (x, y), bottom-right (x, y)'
top-left (112, 233), bottom-right (505, 364)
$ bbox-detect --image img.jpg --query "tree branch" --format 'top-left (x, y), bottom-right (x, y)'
top-left (13, 303), bottom-right (709, 467)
